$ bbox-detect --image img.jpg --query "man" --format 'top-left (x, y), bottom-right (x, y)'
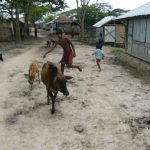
top-left (98, 33), bottom-right (104, 50)
top-left (43, 29), bottom-right (82, 74)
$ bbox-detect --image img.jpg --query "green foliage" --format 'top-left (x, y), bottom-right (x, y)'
top-left (63, 9), bottom-right (77, 17)
top-left (97, 3), bottom-right (112, 12)
top-left (62, 3), bottom-right (114, 28)
top-left (0, 0), bottom-right (66, 21)
top-left (84, 3), bottom-right (111, 27)
top-left (44, 15), bottom-right (54, 23)
top-left (109, 8), bottom-right (128, 16)
top-left (0, 0), bottom-right (66, 41)
top-left (62, 2), bottom-right (128, 29)
top-left (30, 5), bottom-right (52, 22)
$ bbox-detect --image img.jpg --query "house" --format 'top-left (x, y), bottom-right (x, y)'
top-left (0, 20), bottom-right (13, 41)
top-left (56, 15), bottom-right (80, 34)
top-left (45, 20), bottom-right (57, 34)
top-left (117, 2), bottom-right (150, 63)
top-left (56, 15), bottom-right (72, 34)
top-left (93, 16), bottom-right (125, 47)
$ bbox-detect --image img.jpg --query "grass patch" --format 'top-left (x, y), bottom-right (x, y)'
top-left (117, 60), bottom-right (150, 85)
top-left (127, 67), bottom-right (150, 84)
top-left (111, 47), bottom-right (125, 56)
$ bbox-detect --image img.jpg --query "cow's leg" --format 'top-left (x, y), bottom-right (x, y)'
top-left (30, 83), bottom-right (33, 91)
top-left (53, 92), bottom-right (58, 100)
top-left (49, 91), bottom-right (55, 114)
top-left (46, 88), bottom-right (50, 105)
top-left (37, 71), bottom-right (40, 84)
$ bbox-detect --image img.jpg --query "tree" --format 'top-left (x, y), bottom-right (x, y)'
top-left (20, 0), bottom-right (66, 37)
top-left (0, 0), bottom-right (66, 40)
top-left (84, 3), bottom-right (112, 28)
top-left (109, 8), bottom-right (128, 16)
top-left (76, 0), bottom-right (90, 37)
top-left (15, 2), bottom-right (21, 42)
top-left (44, 15), bottom-right (55, 23)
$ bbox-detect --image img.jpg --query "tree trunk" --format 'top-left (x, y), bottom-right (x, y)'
top-left (76, 0), bottom-right (90, 38)
top-left (15, 6), bottom-right (21, 43)
top-left (24, 2), bottom-right (32, 37)
top-left (34, 24), bottom-right (37, 37)
top-left (10, 11), bottom-right (15, 40)
top-left (81, 13), bottom-right (85, 37)
top-left (24, 13), bottom-right (29, 37)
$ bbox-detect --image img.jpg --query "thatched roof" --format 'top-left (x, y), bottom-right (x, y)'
top-left (56, 15), bottom-right (72, 23)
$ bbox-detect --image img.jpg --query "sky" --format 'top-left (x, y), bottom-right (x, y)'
top-left (64, 0), bottom-right (150, 11)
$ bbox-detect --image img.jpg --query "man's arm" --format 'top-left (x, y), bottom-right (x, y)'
top-left (43, 42), bottom-right (57, 58)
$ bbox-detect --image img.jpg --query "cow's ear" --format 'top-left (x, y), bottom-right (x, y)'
top-left (64, 75), bottom-right (73, 80)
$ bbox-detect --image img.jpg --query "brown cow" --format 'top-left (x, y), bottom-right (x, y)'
top-left (41, 61), bottom-right (69, 114)
top-left (0, 54), bottom-right (3, 61)
top-left (28, 61), bottom-right (40, 90)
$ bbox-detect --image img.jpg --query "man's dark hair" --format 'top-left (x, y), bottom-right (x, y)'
top-left (56, 29), bottom-right (63, 35)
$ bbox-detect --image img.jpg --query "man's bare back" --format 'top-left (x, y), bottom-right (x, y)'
top-left (56, 38), bottom-right (72, 52)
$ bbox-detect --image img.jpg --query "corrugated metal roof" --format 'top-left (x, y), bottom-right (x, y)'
top-left (46, 20), bottom-right (55, 25)
top-left (117, 2), bottom-right (150, 19)
top-left (93, 16), bottom-right (116, 28)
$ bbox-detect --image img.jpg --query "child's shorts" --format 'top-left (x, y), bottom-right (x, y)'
top-left (96, 59), bottom-right (101, 64)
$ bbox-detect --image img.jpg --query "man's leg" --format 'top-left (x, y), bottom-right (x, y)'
top-left (61, 63), bottom-right (65, 74)
top-left (68, 64), bottom-right (82, 72)
top-left (67, 51), bottom-right (82, 72)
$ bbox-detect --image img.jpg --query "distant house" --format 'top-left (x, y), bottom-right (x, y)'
top-left (0, 20), bottom-right (13, 41)
top-left (56, 15), bottom-right (80, 34)
top-left (93, 16), bottom-right (125, 47)
top-left (56, 15), bottom-right (72, 34)
top-left (117, 2), bottom-right (150, 63)
top-left (45, 20), bottom-right (57, 34)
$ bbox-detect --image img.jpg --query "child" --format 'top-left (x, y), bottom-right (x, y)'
top-left (92, 44), bottom-right (104, 72)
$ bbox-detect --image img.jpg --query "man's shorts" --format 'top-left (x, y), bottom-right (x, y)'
top-left (60, 50), bottom-right (73, 66)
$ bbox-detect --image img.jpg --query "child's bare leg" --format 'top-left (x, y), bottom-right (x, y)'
top-left (97, 63), bottom-right (101, 72)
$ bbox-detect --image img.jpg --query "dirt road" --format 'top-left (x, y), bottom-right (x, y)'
top-left (0, 31), bottom-right (150, 150)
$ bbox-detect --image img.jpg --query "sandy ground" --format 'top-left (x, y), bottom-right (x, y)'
top-left (0, 30), bottom-right (150, 150)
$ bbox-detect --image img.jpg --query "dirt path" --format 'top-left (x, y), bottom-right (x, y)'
top-left (0, 31), bottom-right (150, 150)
